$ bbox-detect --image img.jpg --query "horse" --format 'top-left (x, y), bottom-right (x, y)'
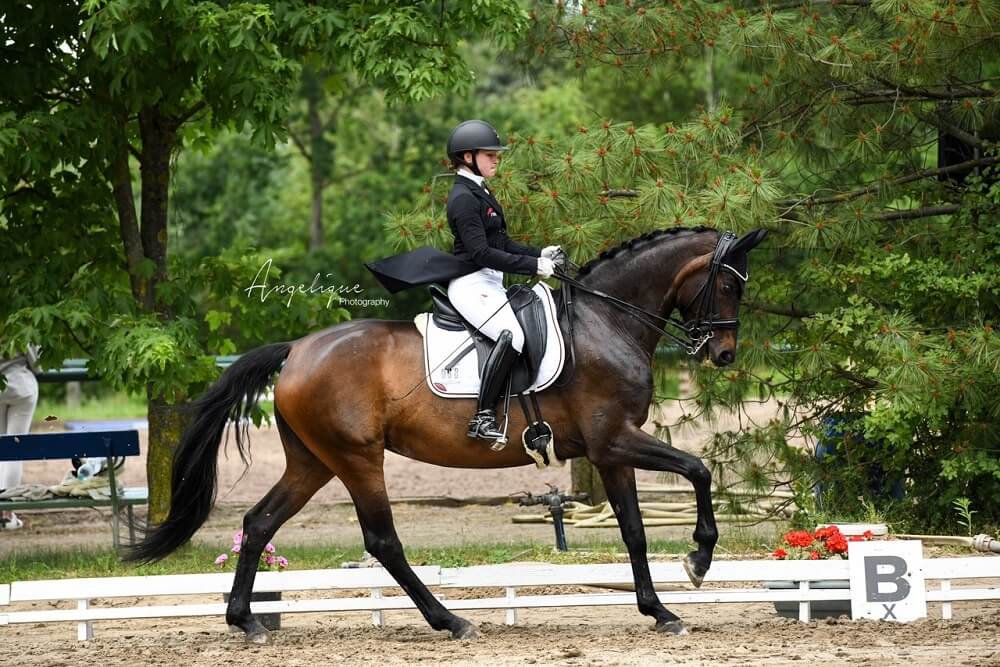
top-left (127, 225), bottom-right (768, 642)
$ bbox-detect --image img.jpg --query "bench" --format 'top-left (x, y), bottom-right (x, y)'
top-left (0, 430), bottom-right (147, 548)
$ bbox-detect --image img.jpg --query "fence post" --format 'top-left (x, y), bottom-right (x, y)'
top-left (77, 599), bottom-right (93, 640)
top-left (505, 587), bottom-right (518, 625)
top-left (798, 581), bottom-right (811, 623)
top-left (371, 588), bottom-right (383, 627)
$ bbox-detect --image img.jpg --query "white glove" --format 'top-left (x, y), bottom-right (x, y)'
top-left (541, 245), bottom-right (562, 259)
top-left (536, 256), bottom-right (555, 278)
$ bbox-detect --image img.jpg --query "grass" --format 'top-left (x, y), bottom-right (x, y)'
top-left (35, 392), bottom-right (148, 422)
top-left (0, 537), bottom-right (746, 583)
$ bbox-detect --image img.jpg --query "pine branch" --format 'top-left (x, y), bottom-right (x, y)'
top-left (765, 0), bottom-right (872, 11)
top-left (776, 156), bottom-right (1000, 208)
top-left (871, 204), bottom-right (961, 221)
top-left (915, 111), bottom-right (986, 149)
top-left (745, 301), bottom-right (814, 318)
top-left (831, 365), bottom-right (879, 389)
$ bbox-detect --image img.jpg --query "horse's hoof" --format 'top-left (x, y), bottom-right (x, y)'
top-left (451, 620), bottom-right (480, 640)
top-left (246, 627), bottom-right (271, 645)
top-left (682, 554), bottom-right (706, 588)
top-left (656, 620), bottom-right (689, 636)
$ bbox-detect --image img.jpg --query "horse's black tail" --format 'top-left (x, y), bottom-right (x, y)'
top-left (124, 342), bottom-right (292, 563)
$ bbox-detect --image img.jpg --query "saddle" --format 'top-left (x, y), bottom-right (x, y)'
top-left (413, 282), bottom-right (570, 466)
top-left (428, 283), bottom-right (548, 395)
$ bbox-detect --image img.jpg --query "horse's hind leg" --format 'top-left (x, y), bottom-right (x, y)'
top-left (225, 411), bottom-right (333, 643)
top-left (596, 464), bottom-right (688, 636)
top-left (338, 460), bottom-right (479, 640)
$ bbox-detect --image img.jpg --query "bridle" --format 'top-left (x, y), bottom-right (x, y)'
top-left (553, 231), bottom-right (748, 355)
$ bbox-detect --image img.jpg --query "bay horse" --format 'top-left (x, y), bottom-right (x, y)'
top-left (127, 226), bottom-right (768, 642)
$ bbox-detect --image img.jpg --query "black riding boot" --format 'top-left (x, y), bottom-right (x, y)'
top-left (467, 329), bottom-right (519, 441)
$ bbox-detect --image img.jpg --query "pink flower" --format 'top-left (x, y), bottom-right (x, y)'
top-left (277, 556), bottom-right (288, 570)
top-left (231, 543), bottom-right (241, 554)
top-left (215, 553), bottom-right (228, 567)
top-left (265, 555), bottom-right (276, 567)
top-left (264, 543), bottom-right (276, 554)
top-left (233, 530), bottom-right (243, 546)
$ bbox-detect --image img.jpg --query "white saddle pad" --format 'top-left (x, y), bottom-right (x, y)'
top-left (414, 282), bottom-right (566, 399)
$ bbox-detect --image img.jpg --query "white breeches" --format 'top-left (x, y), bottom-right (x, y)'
top-left (447, 268), bottom-right (525, 352)
top-left (0, 364), bottom-right (37, 490)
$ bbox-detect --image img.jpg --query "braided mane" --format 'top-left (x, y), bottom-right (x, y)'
top-left (576, 226), bottom-right (718, 277)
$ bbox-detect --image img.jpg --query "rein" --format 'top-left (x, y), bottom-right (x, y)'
top-left (553, 231), bottom-right (746, 355)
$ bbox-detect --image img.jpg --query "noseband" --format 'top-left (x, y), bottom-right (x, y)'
top-left (554, 231), bottom-right (748, 355)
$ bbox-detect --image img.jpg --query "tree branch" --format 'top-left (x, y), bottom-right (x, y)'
top-left (110, 128), bottom-right (147, 306)
top-left (288, 127), bottom-right (311, 162)
top-left (745, 301), bottom-right (815, 318)
top-left (915, 111), bottom-right (986, 149)
top-left (174, 100), bottom-right (207, 126)
top-left (871, 204), bottom-right (961, 221)
top-left (831, 364), bottom-right (879, 389)
top-left (766, 0), bottom-right (871, 11)
top-left (776, 155), bottom-right (1000, 208)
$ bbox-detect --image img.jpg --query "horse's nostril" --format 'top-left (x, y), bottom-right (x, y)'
top-left (719, 350), bottom-right (734, 365)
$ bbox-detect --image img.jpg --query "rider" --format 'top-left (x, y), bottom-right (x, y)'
top-left (445, 120), bottom-right (561, 442)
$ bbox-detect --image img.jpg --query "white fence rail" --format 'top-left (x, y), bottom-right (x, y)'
top-left (1, 557), bottom-right (998, 640)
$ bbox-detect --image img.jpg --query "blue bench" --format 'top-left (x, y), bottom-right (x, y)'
top-left (0, 430), bottom-right (147, 548)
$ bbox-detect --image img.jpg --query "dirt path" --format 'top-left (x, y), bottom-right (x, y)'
top-left (2, 598), bottom-right (998, 666)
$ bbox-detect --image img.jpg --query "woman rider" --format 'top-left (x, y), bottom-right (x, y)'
top-left (445, 120), bottom-right (561, 442)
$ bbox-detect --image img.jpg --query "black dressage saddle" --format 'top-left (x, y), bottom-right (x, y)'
top-left (427, 283), bottom-right (548, 395)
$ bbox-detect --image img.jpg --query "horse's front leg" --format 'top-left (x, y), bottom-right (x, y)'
top-left (597, 425), bottom-right (718, 587)
top-left (596, 463), bottom-right (688, 635)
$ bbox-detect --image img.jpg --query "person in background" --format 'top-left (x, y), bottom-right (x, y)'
top-left (0, 343), bottom-right (40, 530)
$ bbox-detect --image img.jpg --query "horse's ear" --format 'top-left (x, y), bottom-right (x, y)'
top-left (728, 228), bottom-right (768, 256)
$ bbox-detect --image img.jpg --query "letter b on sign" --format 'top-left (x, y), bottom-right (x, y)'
top-left (849, 540), bottom-right (926, 622)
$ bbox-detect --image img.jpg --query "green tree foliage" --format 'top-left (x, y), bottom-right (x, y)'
top-left (0, 0), bottom-right (526, 519)
top-left (385, 1), bottom-right (1000, 530)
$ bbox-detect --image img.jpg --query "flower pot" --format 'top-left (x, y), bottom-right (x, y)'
top-left (222, 591), bottom-right (282, 631)
top-left (763, 580), bottom-right (852, 619)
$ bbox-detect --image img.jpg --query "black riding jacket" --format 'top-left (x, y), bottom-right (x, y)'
top-left (447, 174), bottom-right (540, 275)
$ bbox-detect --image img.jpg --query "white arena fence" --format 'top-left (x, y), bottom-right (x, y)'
top-left (1, 556), bottom-right (998, 640)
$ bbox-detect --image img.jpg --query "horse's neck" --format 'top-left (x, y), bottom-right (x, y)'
top-left (578, 235), bottom-right (709, 356)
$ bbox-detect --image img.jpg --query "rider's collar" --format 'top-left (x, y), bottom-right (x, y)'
top-left (457, 167), bottom-right (488, 191)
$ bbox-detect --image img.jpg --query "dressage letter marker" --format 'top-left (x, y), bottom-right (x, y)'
top-left (849, 540), bottom-right (926, 622)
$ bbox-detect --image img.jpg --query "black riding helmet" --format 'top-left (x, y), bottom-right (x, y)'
top-left (447, 120), bottom-right (508, 176)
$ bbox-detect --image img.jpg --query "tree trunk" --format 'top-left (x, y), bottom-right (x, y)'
top-left (571, 459), bottom-right (607, 505)
top-left (308, 89), bottom-right (325, 251)
top-left (138, 107), bottom-right (176, 312)
top-left (137, 105), bottom-right (181, 520)
top-left (145, 396), bottom-right (196, 523)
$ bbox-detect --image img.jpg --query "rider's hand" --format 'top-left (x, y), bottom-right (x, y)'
top-left (536, 256), bottom-right (556, 278)
top-left (541, 245), bottom-right (562, 259)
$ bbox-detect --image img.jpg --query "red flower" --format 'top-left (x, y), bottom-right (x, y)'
top-left (848, 535), bottom-right (863, 542)
top-left (825, 533), bottom-right (849, 554)
top-left (809, 550), bottom-right (821, 560)
top-left (784, 530), bottom-right (815, 548)
top-left (863, 530), bottom-right (874, 540)
top-left (814, 525), bottom-right (839, 540)
top-left (773, 548), bottom-right (788, 559)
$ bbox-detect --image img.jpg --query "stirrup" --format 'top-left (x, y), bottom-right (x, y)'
top-left (467, 409), bottom-right (503, 440)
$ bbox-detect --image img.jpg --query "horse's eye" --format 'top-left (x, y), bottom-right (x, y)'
top-left (721, 282), bottom-right (734, 294)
